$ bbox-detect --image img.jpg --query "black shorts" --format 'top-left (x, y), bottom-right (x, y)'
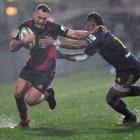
top-left (113, 73), bottom-right (140, 92)
top-left (19, 66), bottom-right (55, 93)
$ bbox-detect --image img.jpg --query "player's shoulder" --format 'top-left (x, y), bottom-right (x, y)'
top-left (96, 30), bottom-right (113, 40)
top-left (45, 21), bottom-right (66, 30)
top-left (87, 31), bottom-right (102, 41)
top-left (87, 30), bottom-right (110, 44)
top-left (45, 20), bottom-right (59, 29)
top-left (19, 19), bottom-right (34, 29)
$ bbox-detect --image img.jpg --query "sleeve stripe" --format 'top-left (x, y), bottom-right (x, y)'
top-left (86, 38), bottom-right (93, 44)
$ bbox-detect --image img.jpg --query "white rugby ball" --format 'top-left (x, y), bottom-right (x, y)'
top-left (19, 27), bottom-right (35, 49)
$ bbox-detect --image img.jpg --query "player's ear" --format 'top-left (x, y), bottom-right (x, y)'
top-left (92, 23), bottom-right (96, 30)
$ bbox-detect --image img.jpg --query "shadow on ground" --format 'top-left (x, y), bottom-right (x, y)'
top-left (28, 127), bottom-right (75, 137)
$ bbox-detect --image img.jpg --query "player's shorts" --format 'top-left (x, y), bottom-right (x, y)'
top-left (19, 65), bottom-right (55, 93)
top-left (112, 73), bottom-right (140, 92)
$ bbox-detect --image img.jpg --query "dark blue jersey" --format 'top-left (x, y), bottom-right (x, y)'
top-left (84, 31), bottom-right (140, 73)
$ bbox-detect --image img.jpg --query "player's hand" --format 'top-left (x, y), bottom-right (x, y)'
top-left (22, 34), bottom-right (35, 45)
top-left (96, 25), bottom-right (107, 33)
top-left (39, 36), bottom-right (61, 47)
top-left (39, 36), bottom-right (55, 47)
top-left (45, 36), bottom-right (55, 46)
top-left (39, 38), bottom-right (50, 47)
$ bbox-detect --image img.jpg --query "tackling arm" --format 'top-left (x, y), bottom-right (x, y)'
top-left (67, 29), bottom-right (89, 39)
top-left (59, 39), bottom-right (88, 49)
top-left (45, 36), bottom-right (88, 49)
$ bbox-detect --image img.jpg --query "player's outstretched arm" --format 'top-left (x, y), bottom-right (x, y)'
top-left (60, 39), bottom-right (87, 49)
top-left (67, 29), bottom-right (89, 39)
top-left (56, 50), bottom-right (89, 62)
top-left (45, 36), bottom-right (88, 49)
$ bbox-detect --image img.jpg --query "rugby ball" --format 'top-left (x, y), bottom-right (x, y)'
top-left (19, 27), bottom-right (35, 49)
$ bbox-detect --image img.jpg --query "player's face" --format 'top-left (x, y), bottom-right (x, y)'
top-left (33, 9), bottom-right (49, 29)
top-left (84, 20), bottom-right (97, 33)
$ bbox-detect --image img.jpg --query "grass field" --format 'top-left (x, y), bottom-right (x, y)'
top-left (0, 70), bottom-right (140, 140)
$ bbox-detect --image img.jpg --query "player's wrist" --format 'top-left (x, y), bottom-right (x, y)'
top-left (21, 39), bottom-right (27, 45)
top-left (53, 40), bottom-right (61, 47)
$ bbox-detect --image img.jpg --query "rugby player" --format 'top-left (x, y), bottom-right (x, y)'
top-left (44, 12), bottom-right (140, 124)
top-left (10, 4), bottom-right (89, 128)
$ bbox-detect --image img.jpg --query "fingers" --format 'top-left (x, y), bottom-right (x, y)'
top-left (39, 36), bottom-right (55, 47)
top-left (96, 25), bottom-right (107, 33)
top-left (39, 39), bottom-right (47, 47)
top-left (23, 34), bottom-right (35, 44)
top-left (39, 38), bottom-right (52, 47)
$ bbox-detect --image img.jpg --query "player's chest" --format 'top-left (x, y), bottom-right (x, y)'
top-left (33, 27), bottom-right (58, 40)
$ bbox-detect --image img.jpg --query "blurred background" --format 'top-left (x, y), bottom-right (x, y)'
top-left (0, 0), bottom-right (140, 83)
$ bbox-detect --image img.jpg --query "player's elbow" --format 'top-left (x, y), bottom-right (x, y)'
top-left (9, 42), bottom-right (15, 52)
top-left (9, 44), bottom-right (16, 52)
top-left (9, 46), bottom-right (19, 52)
top-left (10, 49), bottom-right (17, 52)
top-left (9, 40), bottom-right (20, 52)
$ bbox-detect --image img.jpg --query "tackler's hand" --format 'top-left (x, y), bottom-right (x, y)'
top-left (45, 36), bottom-right (56, 46)
top-left (45, 36), bottom-right (61, 47)
top-left (39, 38), bottom-right (49, 47)
top-left (96, 25), bottom-right (108, 33)
top-left (39, 36), bottom-right (56, 47)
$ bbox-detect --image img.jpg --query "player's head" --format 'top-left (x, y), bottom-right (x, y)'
top-left (33, 4), bottom-right (51, 29)
top-left (85, 12), bottom-right (104, 32)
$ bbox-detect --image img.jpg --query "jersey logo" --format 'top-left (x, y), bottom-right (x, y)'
top-left (61, 25), bottom-right (67, 32)
top-left (88, 35), bottom-right (96, 42)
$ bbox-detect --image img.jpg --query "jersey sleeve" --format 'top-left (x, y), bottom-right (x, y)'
top-left (84, 34), bottom-right (98, 56)
top-left (53, 23), bottom-right (68, 37)
top-left (84, 33), bottom-right (103, 56)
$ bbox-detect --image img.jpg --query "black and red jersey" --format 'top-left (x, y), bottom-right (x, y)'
top-left (84, 31), bottom-right (140, 73)
top-left (16, 19), bottom-right (68, 72)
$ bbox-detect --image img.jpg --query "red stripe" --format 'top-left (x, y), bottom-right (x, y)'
top-left (37, 47), bottom-right (56, 71)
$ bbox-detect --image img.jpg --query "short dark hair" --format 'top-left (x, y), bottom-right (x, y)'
top-left (87, 12), bottom-right (104, 25)
top-left (36, 4), bottom-right (51, 13)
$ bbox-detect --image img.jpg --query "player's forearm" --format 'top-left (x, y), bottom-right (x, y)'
top-left (67, 30), bottom-right (89, 39)
top-left (73, 30), bottom-right (89, 39)
top-left (57, 40), bottom-right (87, 49)
top-left (44, 36), bottom-right (88, 49)
top-left (10, 39), bottom-right (25, 52)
